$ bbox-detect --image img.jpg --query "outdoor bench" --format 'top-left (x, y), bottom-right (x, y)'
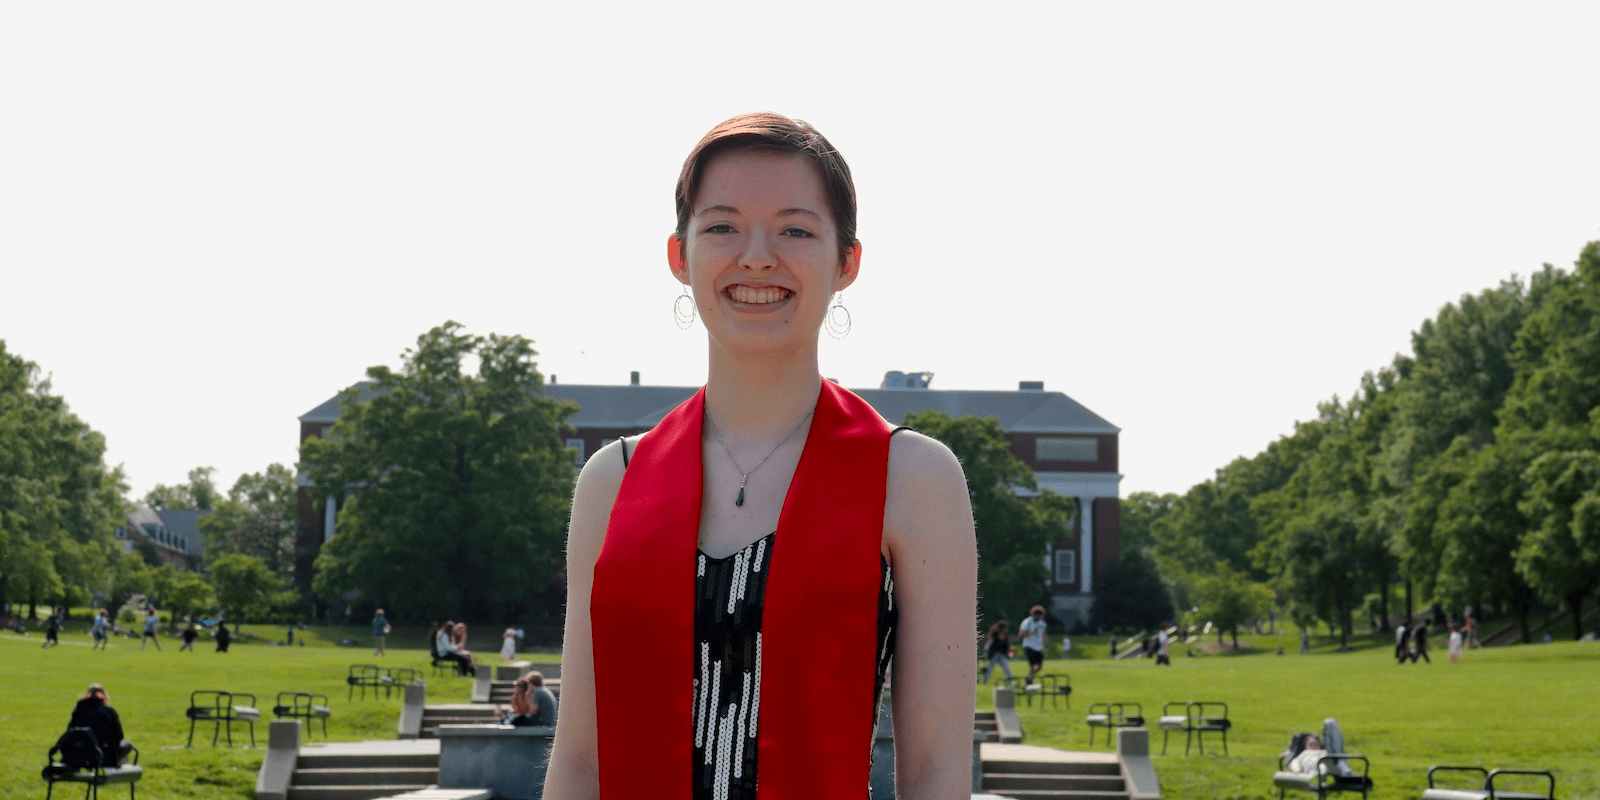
top-left (1273, 753), bottom-right (1372, 799)
top-left (1085, 701), bottom-right (1144, 747)
top-left (348, 664), bottom-right (385, 700)
top-left (43, 743), bottom-right (141, 800)
top-left (272, 691), bottom-right (332, 739)
top-left (1157, 700), bottom-right (1231, 755)
top-left (1420, 766), bottom-right (1555, 800)
top-left (186, 690), bottom-right (260, 747)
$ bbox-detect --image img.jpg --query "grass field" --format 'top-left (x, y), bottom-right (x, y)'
top-left (983, 630), bottom-right (1600, 799)
top-left (3, 625), bottom-right (1594, 799)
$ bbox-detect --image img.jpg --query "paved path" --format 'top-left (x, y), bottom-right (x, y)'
top-left (981, 742), bottom-right (1119, 763)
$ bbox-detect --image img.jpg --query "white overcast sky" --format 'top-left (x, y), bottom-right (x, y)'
top-left (4, 3), bottom-right (1598, 501)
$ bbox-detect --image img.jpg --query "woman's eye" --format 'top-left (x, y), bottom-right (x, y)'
top-left (704, 223), bottom-right (734, 234)
top-left (782, 228), bottom-right (814, 238)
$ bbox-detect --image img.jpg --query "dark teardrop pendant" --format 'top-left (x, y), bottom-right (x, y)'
top-left (735, 486), bottom-right (745, 507)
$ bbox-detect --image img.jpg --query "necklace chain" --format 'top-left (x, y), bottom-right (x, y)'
top-left (704, 408), bottom-right (815, 507)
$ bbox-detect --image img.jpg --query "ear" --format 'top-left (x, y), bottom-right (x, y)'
top-left (834, 240), bottom-right (862, 292)
top-left (667, 235), bottom-right (689, 285)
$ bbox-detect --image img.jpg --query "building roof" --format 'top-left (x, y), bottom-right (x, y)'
top-left (301, 380), bottom-right (1118, 435)
top-left (125, 505), bottom-right (208, 558)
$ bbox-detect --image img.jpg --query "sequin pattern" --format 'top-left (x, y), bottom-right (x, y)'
top-left (691, 532), bottom-right (897, 799)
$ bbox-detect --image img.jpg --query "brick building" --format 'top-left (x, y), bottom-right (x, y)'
top-left (117, 506), bottom-right (206, 572)
top-left (297, 372), bottom-right (1121, 626)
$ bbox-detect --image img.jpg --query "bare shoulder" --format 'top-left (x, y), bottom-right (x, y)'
top-left (884, 430), bottom-right (974, 555)
top-left (568, 436), bottom-right (637, 555)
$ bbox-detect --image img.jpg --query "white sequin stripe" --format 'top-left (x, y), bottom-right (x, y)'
top-left (697, 553), bottom-right (706, 578)
top-left (704, 664), bottom-right (722, 764)
top-left (748, 632), bottom-right (762, 739)
top-left (752, 537), bottom-right (766, 572)
top-left (695, 642), bottom-right (711, 748)
top-left (732, 671), bottom-right (752, 778)
top-left (728, 549), bottom-right (749, 614)
top-left (714, 704), bottom-right (737, 800)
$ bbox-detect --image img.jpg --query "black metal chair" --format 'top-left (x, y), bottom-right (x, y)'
top-left (272, 692), bottom-right (332, 739)
top-left (185, 690), bottom-right (259, 747)
top-left (1422, 766), bottom-right (1555, 800)
top-left (1040, 673), bottom-right (1072, 709)
top-left (346, 664), bottom-right (385, 701)
top-left (1158, 700), bottom-right (1231, 755)
top-left (43, 739), bottom-right (141, 800)
top-left (1085, 701), bottom-right (1144, 747)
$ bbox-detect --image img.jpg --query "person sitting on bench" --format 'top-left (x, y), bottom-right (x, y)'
top-left (436, 621), bottom-right (476, 676)
top-left (68, 684), bottom-right (134, 767)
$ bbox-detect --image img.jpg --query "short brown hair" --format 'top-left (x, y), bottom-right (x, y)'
top-left (674, 112), bottom-right (858, 264)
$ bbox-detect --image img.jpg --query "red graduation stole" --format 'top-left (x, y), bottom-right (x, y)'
top-left (591, 380), bottom-right (892, 800)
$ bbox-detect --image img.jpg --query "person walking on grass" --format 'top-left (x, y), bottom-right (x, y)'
top-left (1394, 620), bottom-right (1409, 664)
top-left (43, 607), bottom-right (62, 648)
top-left (372, 609), bottom-right (391, 656)
top-left (981, 620), bottom-right (1013, 683)
top-left (1410, 621), bottom-right (1431, 663)
top-left (1018, 606), bottom-right (1048, 681)
top-left (139, 608), bottom-right (162, 651)
top-left (179, 622), bottom-right (198, 652)
top-left (91, 609), bottom-right (109, 650)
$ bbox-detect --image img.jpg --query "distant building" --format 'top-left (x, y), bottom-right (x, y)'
top-left (117, 506), bottom-right (206, 572)
top-left (297, 372), bottom-right (1122, 627)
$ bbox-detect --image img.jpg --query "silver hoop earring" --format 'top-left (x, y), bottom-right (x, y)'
top-left (824, 293), bottom-right (851, 339)
top-left (673, 286), bottom-right (697, 330)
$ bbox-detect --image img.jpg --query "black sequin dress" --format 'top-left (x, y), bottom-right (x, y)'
top-left (691, 531), bottom-right (898, 799)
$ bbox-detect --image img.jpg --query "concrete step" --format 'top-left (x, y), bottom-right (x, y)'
top-left (287, 786), bottom-right (434, 800)
top-left (984, 772), bottom-right (1125, 792)
top-left (297, 753), bottom-right (440, 770)
top-left (984, 760), bottom-right (1121, 776)
top-left (292, 768), bottom-right (439, 786)
top-left (977, 790), bottom-right (1127, 800)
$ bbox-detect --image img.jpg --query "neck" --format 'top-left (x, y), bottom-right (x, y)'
top-left (703, 340), bottom-right (823, 438)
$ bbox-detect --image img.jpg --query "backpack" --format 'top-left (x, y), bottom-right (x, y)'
top-left (54, 727), bottom-right (104, 770)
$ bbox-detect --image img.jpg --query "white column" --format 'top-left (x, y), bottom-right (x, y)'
top-left (324, 495), bottom-right (337, 543)
top-left (1079, 497), bottom-right (1094, 595)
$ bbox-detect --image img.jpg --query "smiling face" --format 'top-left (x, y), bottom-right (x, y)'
top-left (670, 149), bottom-right (859, 355)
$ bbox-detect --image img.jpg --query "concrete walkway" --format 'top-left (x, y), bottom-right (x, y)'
top-left (299, 738), bottom-right (441, 755)
top-left (981, 742), bottom-right (1120, 764)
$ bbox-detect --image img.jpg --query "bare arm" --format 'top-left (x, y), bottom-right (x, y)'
top-left (883, 431), bottom-right (978, 800)
top-left (542, 438), bottom-right (628, 800)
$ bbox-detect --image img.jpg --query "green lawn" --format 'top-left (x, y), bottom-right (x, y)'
top-left (986, 630), bottom-right (1600, 799)
top-left (3, 625), bottom-right (1594, 798)
top-left (0, 627), bottom-right (477, 799)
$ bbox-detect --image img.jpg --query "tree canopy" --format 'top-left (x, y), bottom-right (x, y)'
top-left (300, 322), bottom-right (578, 623)
top-left (0, 341), bottom-right (126, 617)
top-left (1142, 240), bottom-right (1600, 642)
top-left (902, 410), bottom-right (1074, 627)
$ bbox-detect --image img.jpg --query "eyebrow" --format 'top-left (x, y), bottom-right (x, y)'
top-left (695, 204), bottom-right (823, 221)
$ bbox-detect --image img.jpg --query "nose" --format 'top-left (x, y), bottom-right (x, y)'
top-left (739, 230), bottom-right (777, 270)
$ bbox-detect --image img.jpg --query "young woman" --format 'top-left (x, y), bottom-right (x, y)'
top-left (981, 620), bottom-right (1013, 683)
top-left (544, 113), bottom-right (978, 800)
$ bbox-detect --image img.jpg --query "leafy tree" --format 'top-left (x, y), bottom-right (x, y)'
top-left (902, 411), bottom-right (1071, 625)
top-left (1192, 561), bottom-right (1274, 648)
top-left (301, 322), bottom-right (579, 622)
top-left (199, 464), bottom-right (297, 578)
top-left (1091, 549), bottom-right (1173, 632)
top-left (162, 569), bottom-right (217, 623)
top-left (0, 341), bottom-right (127, 618)
top-left (144, 466), bottom-right (220, 510)
top-left (1119, 492), bottom-right (1176, 555)
top-left (208, 553), bottom-right (287, 624)
top-left (1516, 449), bottom-right (1600, 639)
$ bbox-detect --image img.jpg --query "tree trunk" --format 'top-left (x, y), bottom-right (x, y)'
top-left (1231, 627), bottom-right (1239, 648)
top-left (1404, 580), bottom-right (1413, 624)
top-left (1571, 592), bottom-right (1585, 641)
top-left (28, 594), bottom-right (38, 622)
top-left (1380, 577), bottom-right (1391, 631)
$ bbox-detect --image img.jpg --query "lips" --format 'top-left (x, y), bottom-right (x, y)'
top-left (725, 284), bottom-right (793, 305)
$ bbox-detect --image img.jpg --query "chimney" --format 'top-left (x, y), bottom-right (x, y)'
top-left (630, 371), bottom-right (640, 386)
top-left (1018, 381), bottom-right (1044, 391)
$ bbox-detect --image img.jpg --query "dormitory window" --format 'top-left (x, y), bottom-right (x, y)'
top-left (1036, 436), bottom-right (1099, 462)
top-left (566, 438), bottom-right (586, 465)
top-left (1054, 550), bottom-right (1077, 584)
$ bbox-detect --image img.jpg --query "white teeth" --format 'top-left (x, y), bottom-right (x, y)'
top-left (729, 286), bottom-right (789, 304)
